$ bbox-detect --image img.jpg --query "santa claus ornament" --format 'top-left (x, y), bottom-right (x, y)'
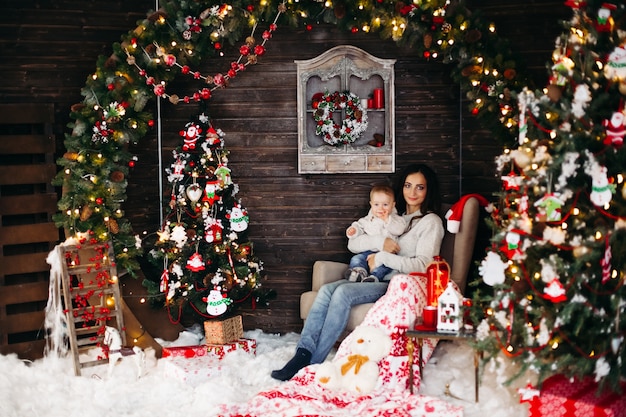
top-left (180, 121), bottom-right (202, 151)
top-left (603, 106), bottom-right (626, 148)
top-left (596, 3), bottom-right (616, 33)
top-left (203, 180), bottom-right (220, 205)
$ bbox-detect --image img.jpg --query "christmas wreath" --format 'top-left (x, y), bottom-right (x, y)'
top-left (313, 90), bottom-right (368, 146)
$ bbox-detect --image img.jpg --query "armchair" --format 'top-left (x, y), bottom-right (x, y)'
top-left (299, 195), bottom-right (484, 333)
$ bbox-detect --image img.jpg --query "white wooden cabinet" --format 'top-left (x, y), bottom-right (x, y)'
top-left (295, 45), bottom-right (396, 174)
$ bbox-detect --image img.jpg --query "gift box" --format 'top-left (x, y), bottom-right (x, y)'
top-left (524, 374), bottom-right (626, 417)
top-left (204, 315), bottom-right (244, 344)
top-left (161, 355), bottom-right (224, 387)
top-left (162, 344), bottom-right (210, 359)
top-left (206, 338), bottom-right (257, 360)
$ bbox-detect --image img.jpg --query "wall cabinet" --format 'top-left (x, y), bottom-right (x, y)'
top-left (295, 45), bottom-right (396, 174)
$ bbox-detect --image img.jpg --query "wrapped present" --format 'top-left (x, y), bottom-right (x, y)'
top-left (162, 344), bottom-right (209, 359)
top-left (204, 315), bottom-right (244, 344)
top-left (523, 374), bottom-right (626, 417)
top-left (206, 338), bottom-right (257, 360)
top-left (161, 356), bottom-right (224, 387)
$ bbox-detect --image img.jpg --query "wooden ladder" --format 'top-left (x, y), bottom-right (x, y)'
top-left (58, 240), bottom-right (126, 375)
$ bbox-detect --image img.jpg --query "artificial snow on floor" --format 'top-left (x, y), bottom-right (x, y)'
top-left (0, 328), bottom-right (530, 417)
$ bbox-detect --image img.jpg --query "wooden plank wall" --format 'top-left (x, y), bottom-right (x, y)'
top-left (0, 0), bottom-right (571, 358)
top-left (0, 104), bottom-right (59, 359)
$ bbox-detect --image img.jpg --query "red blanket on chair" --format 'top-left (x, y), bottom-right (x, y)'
top-left (216, 274), bottom-right (464, 417)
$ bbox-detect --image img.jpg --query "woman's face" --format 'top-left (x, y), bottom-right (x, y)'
top-left (403, 172), bottom-right (427, 213)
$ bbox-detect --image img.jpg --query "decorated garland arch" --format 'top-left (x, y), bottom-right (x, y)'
top-left (53, 0), bottom-right (529, 318)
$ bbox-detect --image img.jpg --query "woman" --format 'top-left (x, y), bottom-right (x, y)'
top-left (271, 163), bottom-right (444, 381)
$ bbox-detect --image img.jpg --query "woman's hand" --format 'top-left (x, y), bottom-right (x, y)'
top-left (382, 238), bottom-right (400, 254)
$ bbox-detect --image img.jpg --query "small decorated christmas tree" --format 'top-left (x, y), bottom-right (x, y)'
top-left (471, 2), bottom-right (626, 393)
top-left (144, 112), bottom-right (273, 324)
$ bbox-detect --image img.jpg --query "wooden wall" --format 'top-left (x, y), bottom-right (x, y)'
top-left (0, 0), bottom-right (570, 356)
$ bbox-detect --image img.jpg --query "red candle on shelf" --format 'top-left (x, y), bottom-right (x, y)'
top-left (422, 306), bottom-right (437, 329)
top-left (426, 256), bottom-right (450, 307)
top-left (373, 88), bottom-right (384, 108)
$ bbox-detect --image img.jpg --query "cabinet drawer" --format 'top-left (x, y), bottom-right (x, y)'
top-left (326, 155), bottom-right (366, 172)
top-left (367, 155), bottom-right (393, 172)
top-left (299, 155), bottom-right (326, 172)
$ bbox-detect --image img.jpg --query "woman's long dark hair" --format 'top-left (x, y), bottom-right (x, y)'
top-left (393, 163), bottom-right (441, 216)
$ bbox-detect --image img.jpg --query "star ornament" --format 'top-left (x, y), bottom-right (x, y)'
top-left (501, 171), bottom-right (524, 191)
top-left (518, 383), bottom-right (540, 402)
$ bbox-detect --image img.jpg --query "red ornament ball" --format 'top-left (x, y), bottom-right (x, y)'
top-left (96, 197), bottom-right (104, 205)
top-left (128, 160), bottom-right (135, 168)
top-left (107, 83), bottom-right (115, 91)
top-left (351, 26), bottom-right (358, 33)
top-left (214, 42), bottom-right (222, 50)
top-left (306, 24), bottom-right (313, 31)
top-left (471, 107), bottom-right (479, 115)
top-left (423, 50), bottom-right (431, 59)
top-left (148, 119), bottom-right (154, 127)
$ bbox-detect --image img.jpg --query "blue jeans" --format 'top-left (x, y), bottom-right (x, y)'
top-left (297, 279), bottom-right (388, 363)
top-left (349, 250), bottom-right (393, 280)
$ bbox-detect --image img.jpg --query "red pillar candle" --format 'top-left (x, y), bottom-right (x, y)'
top-left (422, 306), bottom-right (438, 329)
top-left (426, 256), bottom-right (450, 307)
top-left (373, 88), bottom-right (384, 108)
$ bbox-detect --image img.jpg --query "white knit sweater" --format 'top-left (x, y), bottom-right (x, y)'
top-left (347, 210), bottom-right (444, 280)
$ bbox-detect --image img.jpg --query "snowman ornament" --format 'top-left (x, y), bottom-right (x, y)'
top-left (589, 165), bottom-right (615, 207)
top-left (227, 205), bottom-right (249, 232)
top-left (204, 289), bottom-right (231, 316)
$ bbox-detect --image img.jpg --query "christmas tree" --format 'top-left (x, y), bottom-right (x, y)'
top-left (471, 1), bottom-right (626, 392)
top-left (144, 111), bottom-right (273, 323)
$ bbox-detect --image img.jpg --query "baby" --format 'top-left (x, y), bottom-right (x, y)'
top-left (345, 185), bottom-right (406, 282)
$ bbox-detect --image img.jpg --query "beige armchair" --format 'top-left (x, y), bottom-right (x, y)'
top-left (300, 196), bottom-right (483, 333)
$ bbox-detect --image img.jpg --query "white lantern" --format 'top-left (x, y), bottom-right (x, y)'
top-left (437, 282), bottom-right (463, 333)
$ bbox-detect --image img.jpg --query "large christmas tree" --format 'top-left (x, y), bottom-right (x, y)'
top-left (472, 1), bottom-right (626, 392)
top-left (144, 111), bottom-right (272, 323)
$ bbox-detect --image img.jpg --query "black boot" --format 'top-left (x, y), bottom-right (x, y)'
top-left (270, 348), bottom-right (312, 381)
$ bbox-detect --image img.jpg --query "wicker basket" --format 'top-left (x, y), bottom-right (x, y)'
top-left (204, 315), bottom-right (244, 344)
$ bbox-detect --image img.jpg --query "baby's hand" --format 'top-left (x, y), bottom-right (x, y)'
top-left (346, 226), bottom-right (356, 237)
